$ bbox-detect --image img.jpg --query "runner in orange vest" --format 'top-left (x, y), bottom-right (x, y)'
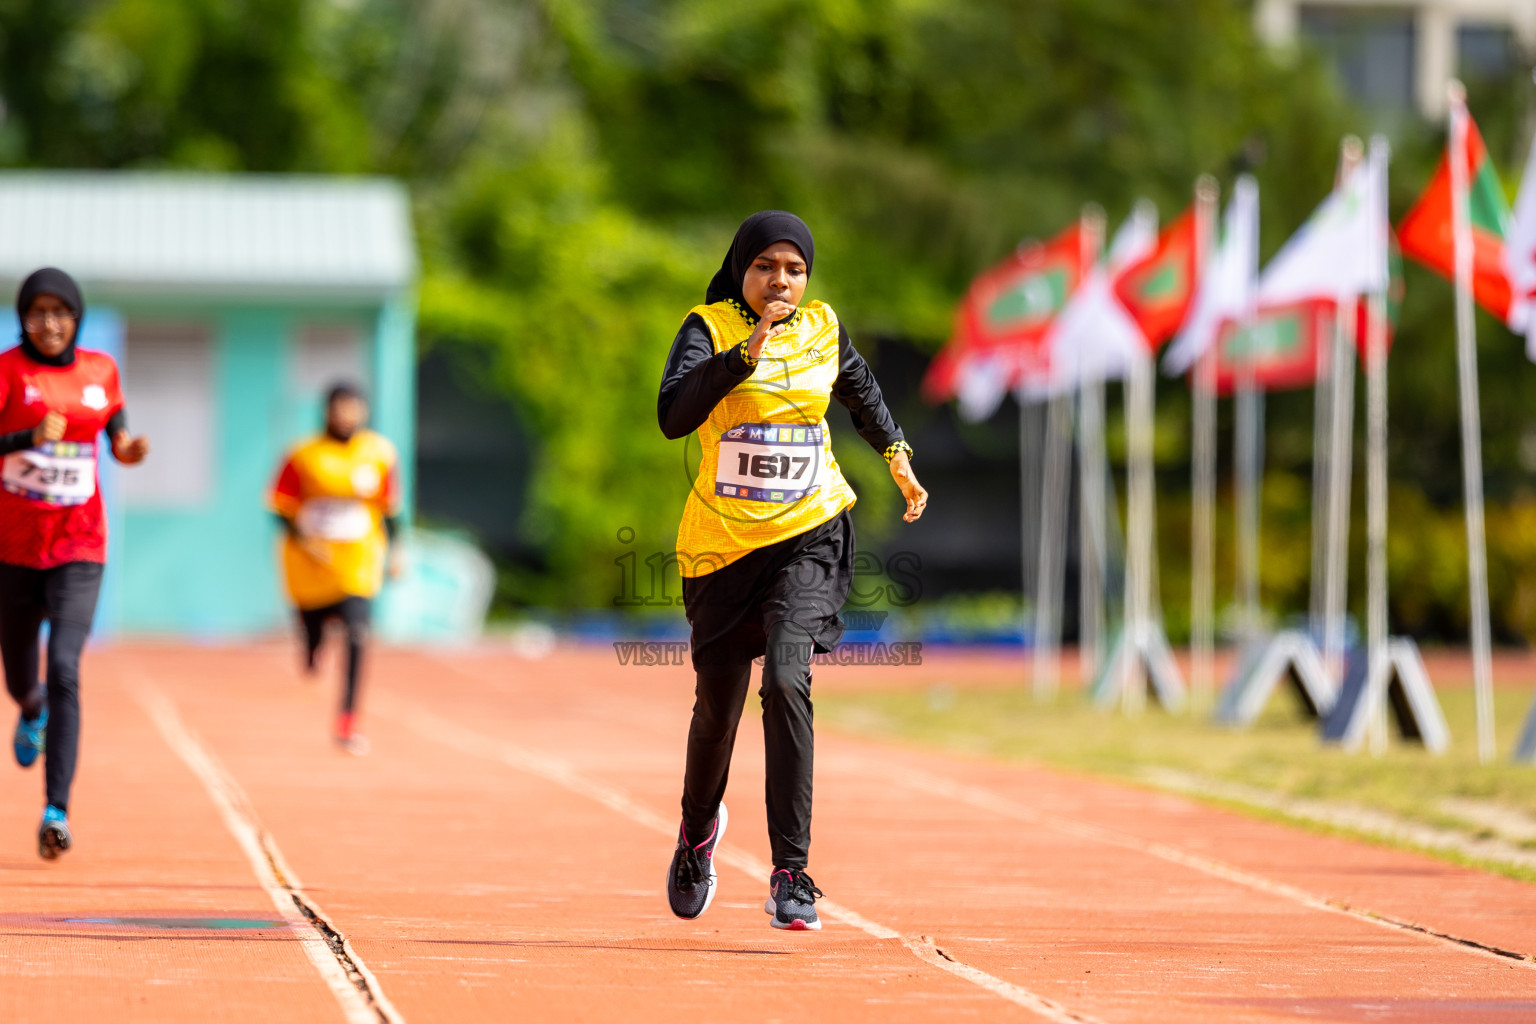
top-left (269, 384), bottom-right (401, 755)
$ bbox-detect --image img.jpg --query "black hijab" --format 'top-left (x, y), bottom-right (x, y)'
top-left (704, 211), bottom-right (815, 320)
top-left (16, 268), bottom-right (83, 367)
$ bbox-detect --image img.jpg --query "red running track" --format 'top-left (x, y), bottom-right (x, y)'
top-left (0, 642), bottom-right (1533, 1022)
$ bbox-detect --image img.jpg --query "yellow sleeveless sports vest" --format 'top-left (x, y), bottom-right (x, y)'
top-left (676, 299), bottom-right (857, 577)
top-left (269, 430), bottom-right (399, 609)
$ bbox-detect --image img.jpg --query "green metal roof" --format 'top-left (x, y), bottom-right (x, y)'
top-left (0, 172), bottom-right (416, 299)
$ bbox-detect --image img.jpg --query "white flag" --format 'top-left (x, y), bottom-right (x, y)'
top-left (1504, 129), bottom-right (1536, 358)
top-left (1162, 175), bottom-right (1258, 376)
top-left (1022, 203), bottom-right (1157, 397)
top-left (1257, 142), bottom-right (1389, 308)
top-left (955, 351), bottom-right (1012, 423)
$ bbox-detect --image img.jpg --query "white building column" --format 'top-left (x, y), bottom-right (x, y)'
top-left (1255, 0), bottom-right (1299, 46)
top-left (1417, 4), bottom-right (1455, 119)
top-left (1511, 0), bottom-right (1536, 58)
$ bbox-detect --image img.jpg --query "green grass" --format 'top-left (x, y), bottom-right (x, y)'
top-left (818, 680), bottom-right (1536, 857)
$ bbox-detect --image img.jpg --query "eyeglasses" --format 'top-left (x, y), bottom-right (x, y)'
top-left (22, 311), bottom-right (77, 330)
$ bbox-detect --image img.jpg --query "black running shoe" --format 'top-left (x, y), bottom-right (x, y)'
top-left (666, 803), bottom-right (728, 919)
top-left (765, 868), bottom-right (823, 930)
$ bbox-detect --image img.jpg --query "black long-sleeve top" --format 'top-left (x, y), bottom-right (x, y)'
top-left (657, 313), bottom-right (909, 459)
top-left (0, 409), bottom-right (129, 456)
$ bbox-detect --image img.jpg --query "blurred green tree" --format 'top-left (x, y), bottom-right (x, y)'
top-left (1, 0), bottom-right (1533, 631)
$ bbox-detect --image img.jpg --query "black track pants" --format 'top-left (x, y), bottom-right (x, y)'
top-left (0, 560), bottom-right (103, 812)
top-left (681, 619), bottom-right (815, 871)
top-left (299, 596), bottom-right (370, 714)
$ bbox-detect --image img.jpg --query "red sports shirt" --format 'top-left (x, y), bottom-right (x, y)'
top-left (0, 346), bottom-right (125, 568)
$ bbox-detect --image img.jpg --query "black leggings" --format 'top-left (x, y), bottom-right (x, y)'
top-left (682, 619), bottom-right (815, 871)
top-left (0, 560), bottom-right (103, 812)
top-left (299, 596), bottom-right (370, 714)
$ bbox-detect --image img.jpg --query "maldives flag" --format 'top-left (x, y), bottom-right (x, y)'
top-left (1114, 207), bottom-right (1199, 349)
top-left (1398, 107), bottom-right (1516, 323)
top-left (922, 222), bottom-right (1086, 411)
top-left (1212, 300), bottom-right (1335, 395)
top-left (1211, 237), bottom-right (1402, 395)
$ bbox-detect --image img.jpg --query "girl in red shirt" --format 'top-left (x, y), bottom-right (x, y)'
top-left (1, 268), bottom-right (149, 860)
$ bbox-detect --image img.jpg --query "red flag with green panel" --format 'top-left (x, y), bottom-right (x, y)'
top-left (922, 223), bottom-right (1086, 403)
top-left (1398, 110), bottom-right (1516, 322)
top-left (1212, 300), bottom-right (1334, 395)
top-left (1114, 206), bottom-right (1199, 349)
top-left (1211, 233), bottom-right (1404, 394)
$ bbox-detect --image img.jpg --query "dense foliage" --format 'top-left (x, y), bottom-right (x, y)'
top-left (2, 0), bottom-right (1534, 635)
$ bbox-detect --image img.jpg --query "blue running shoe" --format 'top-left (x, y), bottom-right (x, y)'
top-left (38, 805), bottom-right (71, 860)
top-left (13, 707), bottom-right (46, 768)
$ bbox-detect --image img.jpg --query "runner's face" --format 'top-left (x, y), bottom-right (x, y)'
top-left (327, 396), bottom-right (367, 440)
top-left (741, 243), bottom-right (807, 319)
top-left (23, 294), bottom-right (77, 358)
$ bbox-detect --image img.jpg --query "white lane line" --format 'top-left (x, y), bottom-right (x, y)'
top-left (374, 696), bottom-right (1105, 1024)
top-left (902, 934), bottom-right (1105, 1024)
top-left (132, 681), bottom-right (405, 1024)
top-left (853, 755), bottom-right (1536, 968)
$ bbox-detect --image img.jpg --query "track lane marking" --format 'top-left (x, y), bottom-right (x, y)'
top-left (410, 654), bottom-right (1536, 967)
top-left (846, 754), bottom-right (1536, 968)
top-left (375, 695), bottom-right (1107, 1024)
top-left (132, 681), bottom-right (405, 1024)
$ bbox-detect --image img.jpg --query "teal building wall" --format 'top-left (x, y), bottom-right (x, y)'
top-left (91, 295), bottom-right (417, 637)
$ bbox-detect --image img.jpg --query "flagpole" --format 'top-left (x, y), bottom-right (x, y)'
top-left (1509, 74), bottom-right (1536, 761)
top-left (1309, 296), bottom-right (1334, 643)
top-left (1078, 207), bottom-right (1108, 691)
top-left (1033, 391), bottom-right (1073, 701)
top-left (1448, 80), bottom-right (1497, 763)
top-left (1364, 136), bottom-right (1392, 755)
top-left (1080, 378), bottom-right (1107, 683)
top-left (1190, 177), bottom-right (1220, 710)
top-left (1321, 137), bottom-right (1365, 682)
top-left (1321, 305), bottom-right (1357, 679)
top-left (1311, 138), bottom-right (1363, 648)
top-left (1020, 396), bottom-right (1042, 678)
top-left (1227, 174), bottom-right (1263, 651)
top-left (1235, 330), bottom-right (1260, 640)
top-left (1118, 199), bottom-right (1160, 715)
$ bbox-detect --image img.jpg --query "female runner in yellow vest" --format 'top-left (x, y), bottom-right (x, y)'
top-left (658, 211), bottom-right (928, 930)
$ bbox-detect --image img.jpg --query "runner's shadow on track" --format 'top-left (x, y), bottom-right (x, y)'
top-left (0, 880), bottom-right (277, 891)
top-left (0, 914), bottom-right (293, 940)
top-left (0, 931), bottom-right (296, 943)
top-left (413, 938), bottom-right (791, 956)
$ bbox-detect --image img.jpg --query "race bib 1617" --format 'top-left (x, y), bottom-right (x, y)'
top-left (714, 422), bottom-right (823, 503)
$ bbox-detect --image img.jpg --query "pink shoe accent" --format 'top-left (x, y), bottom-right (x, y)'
top-left (687, 816), bottom-right (719, 851)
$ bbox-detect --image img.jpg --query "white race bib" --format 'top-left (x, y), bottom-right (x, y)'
top-left (1, 442), bottom-right (96, 506)
top-left (296, 498), bottom-right (372, 541)
top-left (714, 422), bottom-right (823, 503)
